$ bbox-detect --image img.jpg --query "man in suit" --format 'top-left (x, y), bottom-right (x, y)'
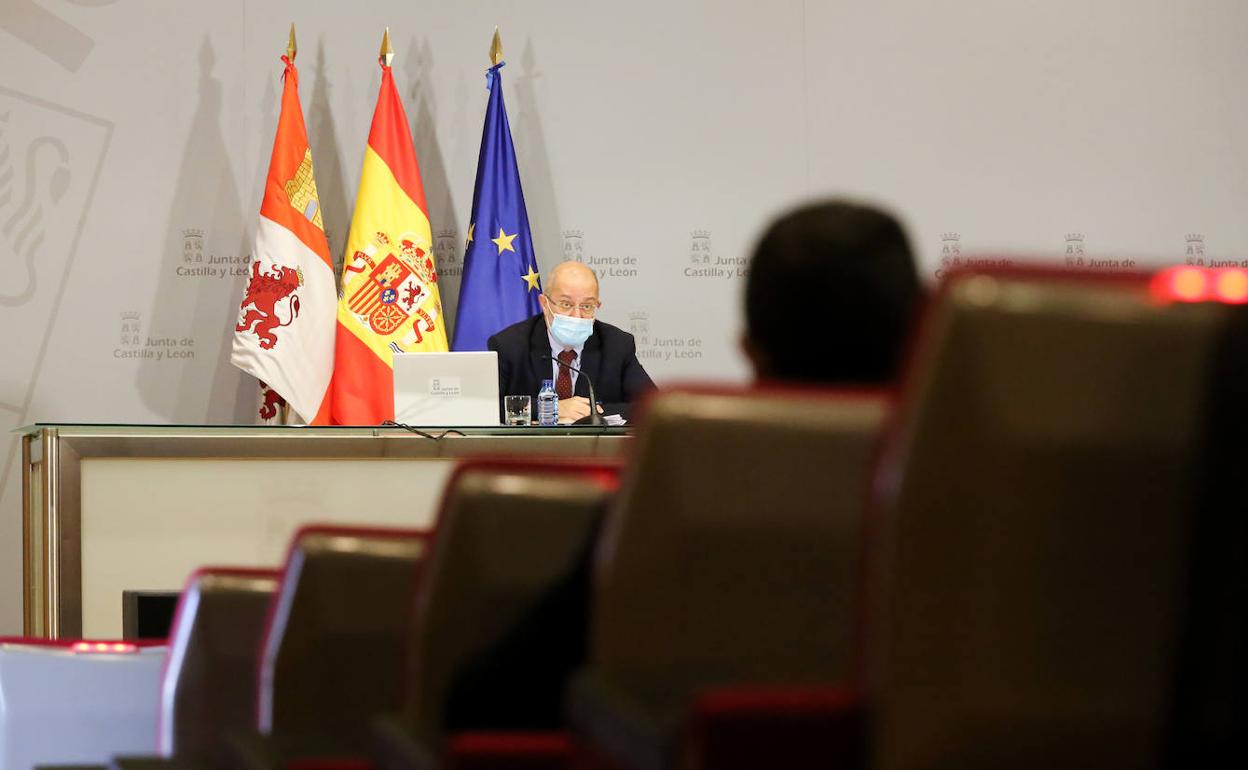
top-left (488, 260), bottom-right (655, 422)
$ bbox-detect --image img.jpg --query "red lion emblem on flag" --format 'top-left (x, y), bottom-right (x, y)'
top-left (236, 261), bottom-right (302, 349)
top-left (257, 381), bottom-right (286, 421)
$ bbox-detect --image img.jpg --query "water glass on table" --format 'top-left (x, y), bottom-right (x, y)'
top-left (504, 395), bottom-right (531, 426)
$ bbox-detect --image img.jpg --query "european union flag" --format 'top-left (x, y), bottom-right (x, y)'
top-left (451, 61), bottom-right (543, 351)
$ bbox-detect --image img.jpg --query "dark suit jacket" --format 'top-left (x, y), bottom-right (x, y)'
top-left (487, 314), bottom-right (655, 420)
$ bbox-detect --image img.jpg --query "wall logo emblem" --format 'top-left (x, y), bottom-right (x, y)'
top-left (690, 230), bottom-right (711, 265)
top-left (119, 311), bottom-right (141, 349)
top-left (175, 227), bottom-right (246, 278)
top-left (434, 228), bottom-right (462, 279)
top-left (1187, 234), bottom-right (1248, 268)
top-left (1, 115), bottom-right (71, 307)
top-left (1185, 233), bottom-right (1206, 266)
top-left (935, 233), bottom-right (1014, 278)
top-left (561, 229), bottom-right (637, 278)
top-left (1064, 233), bottom-right (1132, 271)
top-left (685, 229), bottom-right (745, 279)
top-left (1065, 232), bottom-right (1086, 263)
top-left (182, 228), bottom-right (204, 264)
top-left (0, 87), bottom-right (112, 466)
top-left (631, 310), bottom-right (703, 363)
top-left (941, 232), bottom-right (961, 258)
top-left (114, 315), bottom-right (196, 362)
top-left (1065, 233), bottom-right (1085, 255)
top-left (628, 311), bottom-right (650, 346)
top-left (936, 233), bottom-right (962, 279)
top-left (435, 228), bottom-right (459, 266)
top-left (562, 230), bottom-right (584, 262)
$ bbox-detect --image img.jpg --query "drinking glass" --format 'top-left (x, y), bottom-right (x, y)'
top-left (503, 395), bottom-right (531, 426)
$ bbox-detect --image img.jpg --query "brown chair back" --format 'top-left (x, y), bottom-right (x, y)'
top-left (158, 567), bottom-right (279, 760)
top-left (257, 526), bottom-right (429, 749)
top-left (593, 386), bottom-right (888, 687)
top-left (869, 269), bottom-right (1247, 770)
top-left (403, 459), bottom-right (619, 742)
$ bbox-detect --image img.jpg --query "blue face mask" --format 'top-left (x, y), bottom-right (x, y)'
top-left (550, 313), bottom-right (594, 348)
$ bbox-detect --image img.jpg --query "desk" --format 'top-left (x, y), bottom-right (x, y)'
top-left (18, 424), bottom-right (630, 639)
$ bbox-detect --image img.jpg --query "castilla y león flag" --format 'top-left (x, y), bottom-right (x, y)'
top-left (330, 37), bottom-right (448, 424)
top-left (231, 51), bottom-right (336, 424)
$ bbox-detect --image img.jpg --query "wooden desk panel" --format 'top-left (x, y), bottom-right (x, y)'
top-left (19, 425), bottom-right (629, 638)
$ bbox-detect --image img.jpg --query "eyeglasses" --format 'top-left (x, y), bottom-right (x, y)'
top-left (545, 296), bottom-right (600, 316)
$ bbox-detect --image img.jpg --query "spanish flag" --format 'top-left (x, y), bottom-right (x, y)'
top-left (231, 29), bottom-right (336, 425)
top-left (330, 31), bottom-right (448, 424)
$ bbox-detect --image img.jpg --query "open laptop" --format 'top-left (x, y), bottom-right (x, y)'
top-left (392, 351), bottom-right (500, 426)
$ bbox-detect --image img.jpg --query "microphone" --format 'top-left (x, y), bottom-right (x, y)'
top-left (541, 355), bottom-right (606, 426)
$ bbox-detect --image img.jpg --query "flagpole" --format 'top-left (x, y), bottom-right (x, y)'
top-left (233, 21), bottom-right (337, 424)
top-left (449, 24), bottom-right (543, 351)
top-left (379, 27), bottom-right (394, 67)
top-left (277, 22), bottom-right (296, 427)
top-left (329, 24), bottom-right (450, 423)
top-left (490, 27), bottom-right (503, 65)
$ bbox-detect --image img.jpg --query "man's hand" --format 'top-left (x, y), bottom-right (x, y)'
top-left (557, 396), bottom-right (602, 424)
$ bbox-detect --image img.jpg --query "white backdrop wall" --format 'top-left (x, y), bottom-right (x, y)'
top-left (2, 0), bottom-right (1246, 633)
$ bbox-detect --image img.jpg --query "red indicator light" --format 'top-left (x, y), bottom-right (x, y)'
top-left (1214, 269), bottom-right (1248, 304)
top-left (1150, 266), bottom-right (1248, 304)
top-left (70, 641), bottom-right (137, 654)
top-left (1171, 267), bottom-right (1209, 301)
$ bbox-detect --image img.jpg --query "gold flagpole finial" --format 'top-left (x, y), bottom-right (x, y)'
top-left (286, 23), bottom-right (297, 61)
top-left (489, 27), bottom-right (503, 66)
top-left (379, 27), bottom-right (394, 67)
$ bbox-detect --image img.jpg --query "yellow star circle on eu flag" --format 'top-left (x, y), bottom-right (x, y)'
top-left (521, 264), bottom-right (541, 291)
top-left (466, 222), bottom-right (475, 247)
top-left (492, 227), bottom-right (518, 255)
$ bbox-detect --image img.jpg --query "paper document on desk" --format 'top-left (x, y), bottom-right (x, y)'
top-left (605, 414), bottom-right (626, 426)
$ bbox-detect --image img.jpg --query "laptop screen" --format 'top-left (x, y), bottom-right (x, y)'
top-left (392, 351), bottom-right (500, 426)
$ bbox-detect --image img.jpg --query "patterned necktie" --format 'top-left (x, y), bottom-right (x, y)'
top-left (556, 349), bottom-right (577, 399)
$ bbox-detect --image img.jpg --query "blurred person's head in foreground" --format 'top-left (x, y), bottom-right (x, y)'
top-left (743, 199), bottom-right (922, 385)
